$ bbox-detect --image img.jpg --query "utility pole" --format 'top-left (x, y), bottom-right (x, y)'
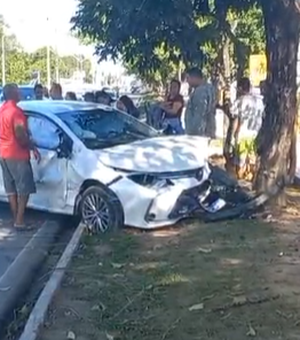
top-left (47, 44), bottom-right (51, 89)
top-left (1, 33), bottom-right (5, 86)
top-left (46, 17), bottom-right (51, 89)
top-left (55, 27), bottom-right (59, 82)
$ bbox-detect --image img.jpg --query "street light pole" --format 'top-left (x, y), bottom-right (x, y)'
top-left (1, 33), bottom-right (5, 86)
top-left (47, 44), bottom-right (51, 89)
top-left (46, 17), bottom-right (51, 89)
top-left (54, 27), bottom-right (59, 82)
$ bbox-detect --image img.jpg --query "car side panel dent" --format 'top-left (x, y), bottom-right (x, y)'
top-left (30, 149), bottom-right (68, 210)
top-left (66, 147), bottom-right (121, 212)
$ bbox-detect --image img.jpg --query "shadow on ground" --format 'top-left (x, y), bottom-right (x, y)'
top-left (40, 190), bottom-right (300, 340)
top-left (0, 203), bottom-right (55, 278)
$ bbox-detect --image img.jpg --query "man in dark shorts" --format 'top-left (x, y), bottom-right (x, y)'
top-left (0, 84), bottom-right (41, 230)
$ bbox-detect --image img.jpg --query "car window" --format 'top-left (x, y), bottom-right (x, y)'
top-left (27, 116), bottom-right (60, 150)
top-left (57, 108), bottom-right (158, 149)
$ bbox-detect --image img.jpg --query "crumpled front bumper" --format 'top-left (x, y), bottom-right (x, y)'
top-left (168, 179), bottom-right (226, 220)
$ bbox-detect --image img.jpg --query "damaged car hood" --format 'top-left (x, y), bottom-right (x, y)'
top-left (95, 135), bottom-right (210, 172)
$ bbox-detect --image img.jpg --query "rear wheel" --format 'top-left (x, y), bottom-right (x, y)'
top-left (80, 185), bottom-right (124, 234)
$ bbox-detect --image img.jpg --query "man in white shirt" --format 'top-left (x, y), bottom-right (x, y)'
top-left (231, 77), bottom-right (264, 178)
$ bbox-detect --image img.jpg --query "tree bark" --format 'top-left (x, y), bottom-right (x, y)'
top-left (254, 0), bottom-right (300, 205)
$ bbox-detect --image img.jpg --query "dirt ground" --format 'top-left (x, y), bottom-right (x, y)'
top-left (39, 190), bottom-right (300, 340)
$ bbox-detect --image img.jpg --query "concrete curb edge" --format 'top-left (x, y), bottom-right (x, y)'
top-left (0, 221), bottom-right (62, 331)
top-left (19, 223), bottom-right (85, 340)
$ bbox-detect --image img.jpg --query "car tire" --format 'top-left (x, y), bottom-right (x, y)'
top-left (80, 185), bottom-right (124, 234)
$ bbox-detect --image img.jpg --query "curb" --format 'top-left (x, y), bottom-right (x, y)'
top-left (0, 220), bottom-right (61, 331)
top-left (19, 223), bottom-right (85, 340)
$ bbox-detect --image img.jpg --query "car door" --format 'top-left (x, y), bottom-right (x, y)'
top-left (27, 114), bottom-right (70, 213)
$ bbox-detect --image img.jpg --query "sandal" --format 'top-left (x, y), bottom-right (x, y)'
top-left (14, 224), bottom-right (33, 231)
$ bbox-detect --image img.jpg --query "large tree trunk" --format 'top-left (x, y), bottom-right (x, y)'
top-left (254, 0), bottom-right (300, 205)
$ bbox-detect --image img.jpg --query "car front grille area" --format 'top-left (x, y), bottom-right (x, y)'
top-left (168, 180), bottom-right (212, 219)
top-left (119, 167), bottom-right (205, 184)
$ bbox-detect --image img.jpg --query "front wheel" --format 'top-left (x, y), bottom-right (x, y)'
top-left (80, 185), bottom-right (124, 234)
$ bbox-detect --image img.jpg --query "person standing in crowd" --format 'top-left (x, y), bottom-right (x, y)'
top-left (84, 92), bottom-right (95, 102)
top-left (147, 79), bottom-right (184, 133)
top-left (185, 68), bottom-right (216, 139)
top-left (0, 84), bottom-right (41, 230)
top-left (159, 79), bottom-right (184, 134)
top-left (50, 83), bottom-right (63, 100)
top-left (34, 83), bottom-right (44, 100)
top-left (231, 77), bottom-right (264, 179)
top-left (43, 86), bottom-right (49, 99)
top-left (95, 90), bottom-right (113, 105)
top-left (65, 91), bottom-right (77, 101)
top-left (117, 95), bottom-right (140, 118)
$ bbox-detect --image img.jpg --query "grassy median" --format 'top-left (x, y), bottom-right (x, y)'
top-left (40, 191), bottom-right (300, 340)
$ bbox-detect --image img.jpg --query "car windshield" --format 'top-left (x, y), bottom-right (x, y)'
top-left (58, 108), bottom-right (159, 149)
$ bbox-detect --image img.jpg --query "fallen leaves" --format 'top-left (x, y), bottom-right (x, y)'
top-left (67, 330), bottom-right (76, 339)
top-left (111, 263), bottom-right (124, 269)
top-left (105, 332), bottom-right (114, 340)
top-left (232, 295), bottom-right (247, 306)
top-left (91, 302), bottom-right (106, 312)
top-left (246, 324), bottom-right (256, 337)
top-left (188, 303), bottom-right (204, 311)
top-left (197, 247), bottom-right (212, 254)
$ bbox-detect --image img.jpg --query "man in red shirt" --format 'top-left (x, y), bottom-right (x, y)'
top-left (0, 84), bottom-right (41, 230)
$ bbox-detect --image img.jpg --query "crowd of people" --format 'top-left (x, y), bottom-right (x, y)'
top-left (32, 82), bottom-right (141, 118)
top-left (0, 69), bottom-right (264, 231)
top-left (146, 67), bottom-right (264, 179)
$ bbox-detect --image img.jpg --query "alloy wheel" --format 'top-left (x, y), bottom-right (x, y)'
top-left (82, 192), bottom-right (111, 233)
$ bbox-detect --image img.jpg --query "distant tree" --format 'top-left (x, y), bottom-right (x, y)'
top-left (29, 48), bottom-right (93, 84)
top-left (0, 15), bottom-right (26, 84)
top-left (60, 55), bottom-right (92, 82)
top-left (5, 51), bottom-right (31, 84)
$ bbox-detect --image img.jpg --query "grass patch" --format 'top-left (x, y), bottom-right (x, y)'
top-left (40, 217), bottom-right (300, 340)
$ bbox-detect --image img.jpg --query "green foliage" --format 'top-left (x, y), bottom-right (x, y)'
top-left (72, 0), bottom-right (265, 86)
top-left (72, 0), bottom-right (211, 87)
top-left (5, 52), bottom-right (32, 84)
top-left (0, 15), bottom-right (92, 86)
top-left (234, 6), bottom-right (265, 54)
top-left (27, 48), bottom-right (92, 84)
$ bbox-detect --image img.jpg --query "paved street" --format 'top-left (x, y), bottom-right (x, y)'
top-left (0, 203), bottom-right (51, 278)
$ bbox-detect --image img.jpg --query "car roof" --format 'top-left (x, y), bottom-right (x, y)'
top-left (18, 100), bottom-right (111, 117)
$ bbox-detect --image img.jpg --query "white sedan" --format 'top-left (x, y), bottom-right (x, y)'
top-left (0, 101), bottom-right (246, 233)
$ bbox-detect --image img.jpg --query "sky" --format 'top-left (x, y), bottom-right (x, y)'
top-left (0, 0), bottom-right (93, 56)
top-left (0, 0), bottom-right (125, 77)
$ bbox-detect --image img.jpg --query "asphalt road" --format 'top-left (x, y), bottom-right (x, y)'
top-left (0, 203), bottom-right (52, 278)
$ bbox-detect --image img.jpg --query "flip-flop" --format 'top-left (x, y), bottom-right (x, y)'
top-left (14, 224), bottom-right (33, 231)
